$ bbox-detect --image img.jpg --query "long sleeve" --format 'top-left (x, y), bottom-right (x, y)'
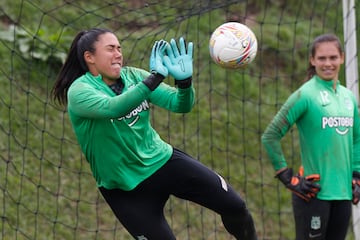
top-left (149, 83), bottom-right (195, 113)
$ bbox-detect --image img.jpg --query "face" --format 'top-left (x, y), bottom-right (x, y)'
top-left (310, 41), bottom-right (344, 81)
top-left (84, 32), bottom-right (123, 84)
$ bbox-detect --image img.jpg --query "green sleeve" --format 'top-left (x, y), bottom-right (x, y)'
top-left (149, 83), bottom-right (195, 113)
top-left (261, 90), bottom-right (306, 171)
top-left (68, 80), bottom-right (151, 119)
top-left (123, 66), bottom-right (195, 113)
top-left (352, 96), bottom-right (360, 172)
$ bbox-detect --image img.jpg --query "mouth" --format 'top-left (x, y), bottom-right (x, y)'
top-left (322, 69), bottom-right (334, 75)
top-left (112, 63), bottom-right (122, 70)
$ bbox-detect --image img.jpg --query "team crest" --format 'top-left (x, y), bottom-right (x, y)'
top-left (344, 97), bottom-right (353, 111)
top-left (311, 216), bottom-right (321, 230)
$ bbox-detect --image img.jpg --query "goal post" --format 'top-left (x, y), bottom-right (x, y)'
top-left (342, 0), bottom-right (360, 239)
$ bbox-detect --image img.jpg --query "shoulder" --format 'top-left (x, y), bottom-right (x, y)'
top-left (288, 80), bottom-right (314, 99)
top-left (338, 83), bottom-right (353, 94)
top-left (121, 66), bottom-right (151, 80)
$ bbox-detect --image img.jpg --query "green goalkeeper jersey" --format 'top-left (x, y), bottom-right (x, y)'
top-left (262, 75), bottom-right (360, 200)
top-left (67, 67), bottom-right (195, 191)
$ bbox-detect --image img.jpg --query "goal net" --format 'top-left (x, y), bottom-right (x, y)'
top-left (0, 0), bottom-right (358, 239)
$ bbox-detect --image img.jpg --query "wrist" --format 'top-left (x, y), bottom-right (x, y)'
top-left (143, 73), bottom-right (164, 91)
top-left (175, 77), bottom-right (192, 89)
top-left (276, 168), bottom-right (292, 185)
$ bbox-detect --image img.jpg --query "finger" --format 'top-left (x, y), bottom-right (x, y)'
top-left (305, 182), bottom-right (321, 191)
top-left (187, 41), bottom-right (193, 58)
top-left (310, 187), bottom-right (320, 194)
top-left (152, 41), bottom-right (158, 56)
top-left (179, 37), bottom-right (186, 55)
top-left (299, 166), bottom-right (304, 176)
top-left (307, 193), bottom-right (316, 198)
top-left (170, 38), bottom-right (180, 57)
top-left (306, 174), bottom-right (320, 182)
top-left (294, 192), bottom-right (310, 202)
top-left (165, 43), bottom-right (175, 62)
top-left (158, 40), bottom-right (167, 53)
top-left (163, 55), bottom-right (171, 68)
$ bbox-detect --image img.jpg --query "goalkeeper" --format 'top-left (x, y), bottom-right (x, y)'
top-left (51, 28), bottom-right (257, 240)
top-left (262, 33), bottom-right (360, 240)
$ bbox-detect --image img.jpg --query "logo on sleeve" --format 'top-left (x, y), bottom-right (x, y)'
top-left (111, 100), bottom-right (150, 126)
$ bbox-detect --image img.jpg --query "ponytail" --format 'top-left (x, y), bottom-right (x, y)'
top-left (51, 28), bottom-right (113, 106)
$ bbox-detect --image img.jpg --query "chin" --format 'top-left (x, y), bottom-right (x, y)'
top-left (319, 75), bottom-right (335, 81)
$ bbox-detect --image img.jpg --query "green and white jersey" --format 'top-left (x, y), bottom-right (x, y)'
top-left (67, 66), bottom-right (195, 191)
top-left (262, 75), bottom-right (360, 200)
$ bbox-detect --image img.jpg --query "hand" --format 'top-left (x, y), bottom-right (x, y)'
top-left (149, 40), bottom-right (168, 78)
top-left (163, 37), bottom-right (193, 80)
top-left (276, 167), bottom-right (321, 202)
top-left (352, 171), bottom-right (360, 205)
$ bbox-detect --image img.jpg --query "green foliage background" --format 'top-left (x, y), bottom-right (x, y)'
top-left (0, 0), bottom-right (358, 239)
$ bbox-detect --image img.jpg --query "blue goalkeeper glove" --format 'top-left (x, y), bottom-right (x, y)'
top-left (352, 171), bottom-right (360, 205)
top-left (276, 167), bottom-right (321, 202)
top-left (149, 40), bottom-right (168, 78)
top-left (163, 37), bottom-right (193, 81)
top-left (144, 40), bottom-right (168, 91)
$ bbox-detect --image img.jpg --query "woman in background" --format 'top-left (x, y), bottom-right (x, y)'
top-left (262, 33), bottom-right (360, 240)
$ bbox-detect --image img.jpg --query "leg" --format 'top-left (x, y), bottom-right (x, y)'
top-left (325, 200), bottom-right (351, 240)
top-left (159, 148), bottom-right (257, 240)
top-left (292, 194), bottom-right (330, 240)
top-left (99, 186), bottom-right (176, 240)
top-left (292, 196), bottom-right (352, 240)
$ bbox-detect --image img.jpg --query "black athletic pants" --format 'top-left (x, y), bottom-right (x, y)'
top-left (292, 193), bottom-right (352, 240)
top-left (99, 148), bottom-right (257, 239)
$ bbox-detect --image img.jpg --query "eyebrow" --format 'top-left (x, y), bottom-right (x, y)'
top-left (106, 44), bottom-right (120, 48)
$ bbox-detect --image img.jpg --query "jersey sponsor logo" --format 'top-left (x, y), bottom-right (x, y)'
top-left (322, 116), bottom-right (353, 135)
top-left (113, 100), bottom-right (150, 126)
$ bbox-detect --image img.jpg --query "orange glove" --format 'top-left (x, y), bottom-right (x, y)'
top-left (276, 167), bottom-right (321, 202)
top-left (352, 171), bottom-right (360, 205)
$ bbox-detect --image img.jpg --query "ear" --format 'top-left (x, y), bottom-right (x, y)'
top-left (310, 56), bottom-right (315, 66)
top-left (84, 51), bottom-right (95, 64)
top-left (340, 52), bottom-right (345, 64)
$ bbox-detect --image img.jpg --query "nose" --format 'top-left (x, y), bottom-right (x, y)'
top-left (324, 58), bottom-right (332, 66)
top-left (115, 50), bottom-right (122, 59)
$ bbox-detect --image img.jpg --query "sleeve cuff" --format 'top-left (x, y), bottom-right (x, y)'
top-left (175, 77), bottom-right (192, 89)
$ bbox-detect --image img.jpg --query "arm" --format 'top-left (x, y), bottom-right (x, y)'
top-left (150, 83), bottom-right (195, 113)
top-left (262, 90), bottom-right (321, 201)
top-left (352, 94), bottom-right (360, 204)
top-left (261, 90), bottom-right (306, 171)
top-left (68, 80), bottom-right (152, 119)
top-left (261, 103), bottom-right (293, 171)
top-left (352, 96), bottom-right (360, 172)
top-left (68, 40), bottom-right (170, 119)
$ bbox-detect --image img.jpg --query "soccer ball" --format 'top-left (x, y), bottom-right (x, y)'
top-left (209, 22), bottom-right (258, 69)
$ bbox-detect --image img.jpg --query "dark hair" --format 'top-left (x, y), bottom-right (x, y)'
top-left (304, 33), bottom-right (343, 82)
top-left (51, 28), bottom-right (113, 105)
